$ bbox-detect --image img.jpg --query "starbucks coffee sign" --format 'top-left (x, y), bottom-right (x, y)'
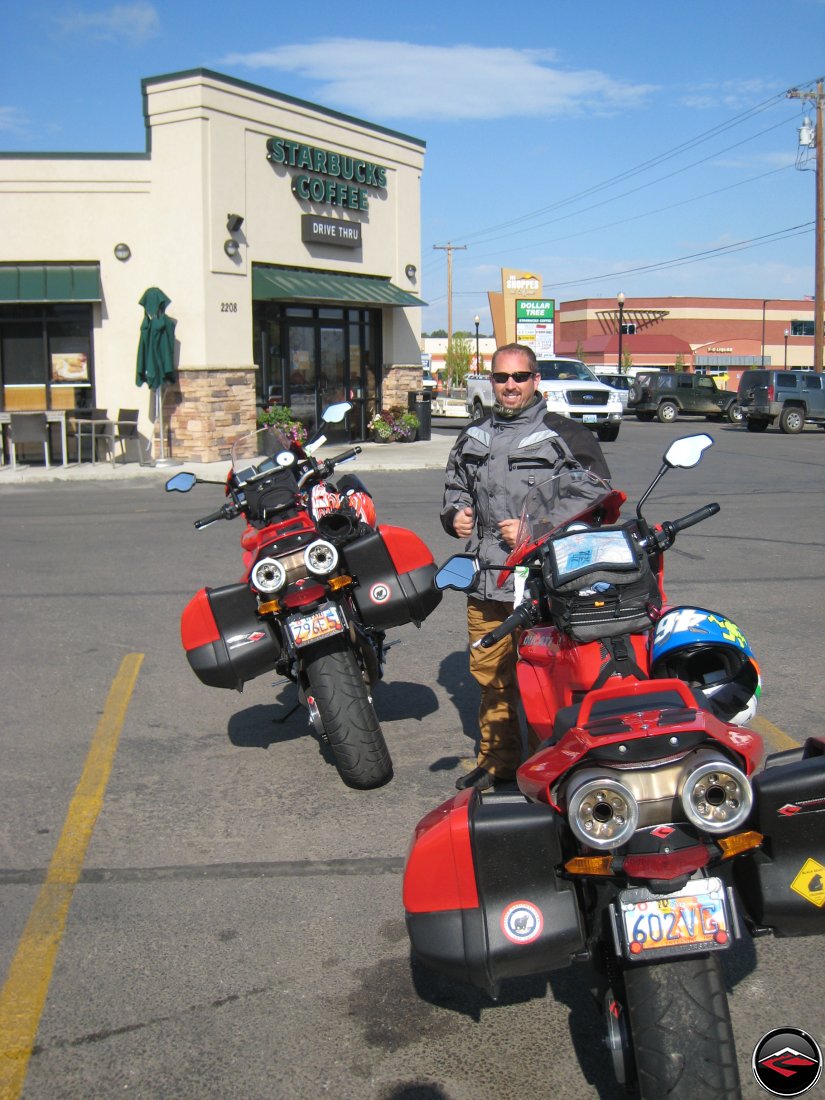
top-left (266, 137), bottom-right (387, 212)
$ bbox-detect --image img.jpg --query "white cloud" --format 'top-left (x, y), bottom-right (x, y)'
top-left (222, 39), bottom-right (657, 121)
top-left (679, 78), bottom-right (778, 111)
top-left (56, 3), bottom-right (159, 43)
top-left (0, 106), bottom-right (28, 134)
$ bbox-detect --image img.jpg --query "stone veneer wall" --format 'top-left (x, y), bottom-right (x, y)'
top-left (382, 365), bottom-right (424, 409)
top-left (167, 368), bottom-right (257, 462)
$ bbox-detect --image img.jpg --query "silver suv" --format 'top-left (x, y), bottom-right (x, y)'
top-left (737, 369), bottom-right (825, 434)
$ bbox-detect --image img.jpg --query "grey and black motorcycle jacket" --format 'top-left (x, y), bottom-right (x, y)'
top-left (440, 396), bottom-right (612, 603)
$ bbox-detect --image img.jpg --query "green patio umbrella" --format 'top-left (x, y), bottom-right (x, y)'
top-left (136, 287), bottom-right (177, 465)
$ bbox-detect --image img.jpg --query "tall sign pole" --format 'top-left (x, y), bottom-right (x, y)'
top-left (789, 81), bottom-right (824, 372)
top-left (433, 242), bottom-right (467, 351)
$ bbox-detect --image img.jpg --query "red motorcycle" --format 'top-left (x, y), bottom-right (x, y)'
top-left (404, 434), bottom-right (825, 1097)
top-left (166, 402), bottom-right (441, 789)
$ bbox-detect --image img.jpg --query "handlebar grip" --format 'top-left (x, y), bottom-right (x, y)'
top-left (475, 603), bottom-right (534, 649)
top-left (669, 502), bottom-right (720, 535)
top-left (194, 507), bottom-right (229, 529)
top-left (329, 446), bottom-right (361, 466)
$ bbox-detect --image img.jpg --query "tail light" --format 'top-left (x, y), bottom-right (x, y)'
top-left (767, 384), bottom-right (774, 402)
top-left (679, 760), bottom-right (752, 833)
top-left (566, 775), bottom-right (639, 849)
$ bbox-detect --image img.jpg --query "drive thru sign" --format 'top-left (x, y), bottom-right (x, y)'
top-left (516, 299), bottom-right (555, 357)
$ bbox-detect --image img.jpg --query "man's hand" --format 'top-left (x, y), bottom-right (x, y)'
top-left (453, 506), bottom-right (475, 538)
top-left (498, 518), bottom-right (520, 548)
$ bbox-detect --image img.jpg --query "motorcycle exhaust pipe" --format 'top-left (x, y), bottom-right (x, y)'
top-left (565, 770), bottom-right (639, 850)
top-left (679, 758), bottom-right (752, 833)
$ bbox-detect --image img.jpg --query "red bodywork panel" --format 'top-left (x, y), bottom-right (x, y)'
top-left (379, 524), bottom-right (435, 574)
top-left (180, 588), bottom-right (220, 650)
top-left (239, 514), bottom-right (316, 574)
top-left (402, 789), bottom-right (480, 913)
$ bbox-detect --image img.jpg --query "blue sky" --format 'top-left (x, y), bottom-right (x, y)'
top-left (2, 0), bottom-right (824, 332)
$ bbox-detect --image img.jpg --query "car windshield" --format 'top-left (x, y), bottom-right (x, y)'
top-left (537, 360), bottom-right (599, 382)
top-left (503, 466), bottom-right (624, 569)
top-left (230, 425), bottom-right (295, 486)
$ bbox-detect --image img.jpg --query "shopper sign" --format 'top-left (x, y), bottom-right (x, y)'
top-left (516, 298), bottom-right (555, 356)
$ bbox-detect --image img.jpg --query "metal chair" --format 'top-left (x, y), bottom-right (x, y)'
top-left (71, 409), bottom-right (115, 465)
top-left (111, 409), bottom-right (146, 465)
top-left (9, 413), bottom-right (50, 470)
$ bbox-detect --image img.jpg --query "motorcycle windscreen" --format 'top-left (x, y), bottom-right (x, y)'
top-left (181, 584), bottom-right (281, 691)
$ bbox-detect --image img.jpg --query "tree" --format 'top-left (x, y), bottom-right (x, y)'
top-left (674, 353), bottom-right (687, 372)
top-left (445, 334), bottom-right (473, 388)
top-left (428, 328), bottom-right (448, 338)
top-left (621, 350), bottom-right (633, 372)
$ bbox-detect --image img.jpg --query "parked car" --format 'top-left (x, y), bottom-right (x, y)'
top-left (737, 369), bottom-right (825, 434)
top-left (596, 373), bottom-right (633, 409)
top-left (628, 371), bottom-right (742, 424)
top-left (422, 368), bottom-right (438, 395)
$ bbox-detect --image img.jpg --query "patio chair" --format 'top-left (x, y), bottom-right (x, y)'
top-left (9, 413), bottom-right (50, 470)
top-left (111, 409), bottom-right (147, 465)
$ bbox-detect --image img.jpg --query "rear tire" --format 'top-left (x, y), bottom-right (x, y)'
top-left (727, 403), bottom-right (743, 424)
top-left (471, 401), bottom-right (485, 423)
top-left (635, 411), bottom-right (655, 422)
top-left (624, 954), bottom-right (741, 1100)
top-left (302, 638), bottom-right (392, 789)
top-left (657, 401), bottom-right (678, 423)
top-left (779, 405), bottom-right (805, 434)
top-left (746, 418), bottom-right (769, 432)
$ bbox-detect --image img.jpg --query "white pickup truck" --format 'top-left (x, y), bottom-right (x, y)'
top-left (465, 357), bottom-right (623, 442)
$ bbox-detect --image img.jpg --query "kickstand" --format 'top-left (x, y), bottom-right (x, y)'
top-left (272, 701), bottom-right (302, 724)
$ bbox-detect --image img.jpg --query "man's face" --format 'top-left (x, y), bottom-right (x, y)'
top-left (491, 351), bottom-right (539, 412)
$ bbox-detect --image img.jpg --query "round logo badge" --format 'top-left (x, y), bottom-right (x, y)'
top-left (752, 1027), bottom-right (822, 1096)
top-left (369, 583), bottom-right (391, 604)
top-left (500, 900), bottom-right (543, 945)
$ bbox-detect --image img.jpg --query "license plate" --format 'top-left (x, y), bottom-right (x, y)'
top-left (582, 414), bottom-right (598, 423)
top-left (615, 878), bottom-right (730, 960)
top-left (287, 605), bottom-right (345, 648)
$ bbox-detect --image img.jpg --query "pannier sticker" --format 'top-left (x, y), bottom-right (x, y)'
top-left (790, 858), bottom-right (825, 908)
top-left (500, 900), bottom-right (544, 945)
top-left (370, 583), bottom-right (391, 604)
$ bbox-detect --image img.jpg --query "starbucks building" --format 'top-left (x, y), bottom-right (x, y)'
top-left (0, 69), bottom-right (427, 460)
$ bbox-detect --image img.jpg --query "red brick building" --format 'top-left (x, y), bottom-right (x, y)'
top-left (556, 296), bottom-right (818, 388)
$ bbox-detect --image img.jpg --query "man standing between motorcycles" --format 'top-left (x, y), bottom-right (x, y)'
top-left (441, 343), bottom-right (611, 791)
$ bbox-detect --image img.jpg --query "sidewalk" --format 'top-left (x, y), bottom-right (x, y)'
top-left (0, 431), bottom-right (456, 486)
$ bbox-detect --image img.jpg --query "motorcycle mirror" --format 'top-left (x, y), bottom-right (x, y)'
top-left (435, 554), bottom-right (479, 592)
top-left (320, 402), bottom-right (352, 426)
top-left (664, 434), bottom-right (713, 470)
top-left (165, 472), bottom-right (197, 493)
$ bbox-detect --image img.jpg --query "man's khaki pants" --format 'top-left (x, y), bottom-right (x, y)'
top-left (467, 597), bottom-right (539, 778)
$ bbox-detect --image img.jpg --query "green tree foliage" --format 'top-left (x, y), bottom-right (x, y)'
top-left (674, 353), bottom-right (687, 372)
top-left (445, 334), bottom-right (473, 387)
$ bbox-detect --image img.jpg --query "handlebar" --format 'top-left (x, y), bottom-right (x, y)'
top-left (194, 503), bottom-right (238, 529)
top-left (649, 502), bottom-right (720, 553)
top-left (297, 446), bottom-right (362, 489)
top-left (472, 602), bottom-right (536, 649)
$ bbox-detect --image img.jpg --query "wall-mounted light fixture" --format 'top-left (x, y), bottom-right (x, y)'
top-left (224, 239), bottom-right (241, 258)
top-left (114, 243), bottom-right (131, 262)
top-left (404, 263), bottom-right (417, 280)
top-left (226, 213), bottom-right (244, 233)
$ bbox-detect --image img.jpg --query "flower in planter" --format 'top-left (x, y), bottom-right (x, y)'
top-left (256, 404), bottom-right (308, 446)
top-left (369, 406), bottom-right (420, 441)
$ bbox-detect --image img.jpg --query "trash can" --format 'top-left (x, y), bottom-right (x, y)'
top-left (408, 390), bottom-right (431, 441)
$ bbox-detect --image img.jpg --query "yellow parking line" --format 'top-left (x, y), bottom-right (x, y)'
top-left (751, 715), bottom-right (799, 752)
top-left (0, 653), bottom-right (143, 1100)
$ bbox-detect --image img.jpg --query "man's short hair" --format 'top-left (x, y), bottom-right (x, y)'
top-left (490, 343), bottom-right (538, 372)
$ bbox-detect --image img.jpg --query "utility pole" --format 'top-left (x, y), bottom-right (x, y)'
top-left (789, 80), bottom-right (825, 372)
top-left (433, 242), bottom-right (467, 350)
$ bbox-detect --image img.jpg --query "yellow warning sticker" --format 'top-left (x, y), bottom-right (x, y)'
top-left (790, 858), bottom-right (825, 908)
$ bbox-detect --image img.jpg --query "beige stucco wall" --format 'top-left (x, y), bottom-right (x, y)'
top-left (0, 69), bottom-right (426, 457)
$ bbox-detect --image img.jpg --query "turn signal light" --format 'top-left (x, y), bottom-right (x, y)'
top-left (257, 598), bottom-right (281, 615)
top-left (717, 831), bottom-right (763, 859)
top-left (564, 855), bottom-right (613, 876)
top-left (328, 574), bottom-right (352, 591)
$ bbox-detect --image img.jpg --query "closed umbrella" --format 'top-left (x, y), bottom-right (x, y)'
top-left (136, 287), bottom-right (178, 466)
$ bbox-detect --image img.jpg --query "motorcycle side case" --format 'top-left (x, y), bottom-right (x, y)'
top-left (734, 737), bottom-right (825, 936)
top-left (180, 583), bottom-right (281, 691)
top-left (341, 525), bottom-right (441, 630)
top-left (404, 788), bottom-right (584, 996)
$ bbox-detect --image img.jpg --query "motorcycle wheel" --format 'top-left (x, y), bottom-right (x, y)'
top-left (623, 954), bottom-right (740, 1100)
top-left (302, 637), bottom-right (393, 789)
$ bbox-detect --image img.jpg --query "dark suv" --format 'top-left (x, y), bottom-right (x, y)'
top-left (628, 371), bottom-right (742, 424)
top-left (737, 369), bottom-right (825, 434)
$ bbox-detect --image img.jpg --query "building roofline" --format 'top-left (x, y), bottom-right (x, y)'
top-left (141, 68), bottom-right (427, 150)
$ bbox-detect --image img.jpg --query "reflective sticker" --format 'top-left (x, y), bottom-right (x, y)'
top-left (500, 900), bottom-right (544, 945)
top-left (370, 583), bottom-right (391, 604)
top-left (790, 858), bottom-right (825, 908)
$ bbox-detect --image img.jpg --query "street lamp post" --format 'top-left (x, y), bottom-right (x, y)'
top-left (474, 315), bottom-right (480, 372)
top-left (785, 329), bottom-right (790, 368)
top-left (617, 292), bottom-right (625, 373)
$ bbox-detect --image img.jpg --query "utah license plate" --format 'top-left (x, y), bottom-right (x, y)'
top-left (287, 605), bottom-right (345, 648)
top-left (615, 877), bottom-right (731, 960)
top-left (583, 414), bottom-right (598, 423)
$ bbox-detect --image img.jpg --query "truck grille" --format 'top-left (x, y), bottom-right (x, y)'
top-left (570, 389), bottom-right (609, 407)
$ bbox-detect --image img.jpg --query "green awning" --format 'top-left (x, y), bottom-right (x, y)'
top-left (252, 266), bottom-right (426, 307)
top-left (0, 264), bottom-right (102, 303)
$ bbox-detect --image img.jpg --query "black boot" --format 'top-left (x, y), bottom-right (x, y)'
top-left (455, 766), bottom-right (495, 792)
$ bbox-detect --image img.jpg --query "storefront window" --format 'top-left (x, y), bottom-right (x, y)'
top-left (0, 304), bottom-right (94, 410)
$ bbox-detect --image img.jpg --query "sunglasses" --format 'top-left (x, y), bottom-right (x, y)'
top-left (491, 370), bottom-right (535, 384)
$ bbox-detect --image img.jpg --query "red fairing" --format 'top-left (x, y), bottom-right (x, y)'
top-left (181, 589), bottom-right (220, 651)
top-left (378, 524), bottom-right (435, 575)
top-left (239, 514), bottom-right (316, 573)
top-left (402, 790), bottom-right (480, 913)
